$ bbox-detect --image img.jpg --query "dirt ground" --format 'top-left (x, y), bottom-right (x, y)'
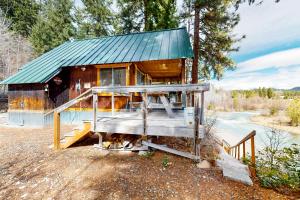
top-left (0, 125), bottom-right (297, 200)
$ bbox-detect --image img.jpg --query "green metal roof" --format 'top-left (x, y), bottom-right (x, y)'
top-left (1, 27), bottom-right (193, 84)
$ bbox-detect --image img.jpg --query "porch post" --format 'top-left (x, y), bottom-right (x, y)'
top-left (93, 92), bottom-right (98, 132)
top-left (193, 92), bottom-right (200, 160)
top-left (54, 111), bottom-right (60, 150)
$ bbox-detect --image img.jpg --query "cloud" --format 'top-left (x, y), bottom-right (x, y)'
top-left (233, 0), bottom-right (300, 59)
top-left (237, 48), bottom-right (300, 74)
top-left (213, 49), bottom-right (300, 90)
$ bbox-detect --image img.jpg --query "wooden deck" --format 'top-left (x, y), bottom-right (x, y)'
top-left (95, 111), bottom-right (205, 138)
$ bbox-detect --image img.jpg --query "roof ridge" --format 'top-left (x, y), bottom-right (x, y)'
top-left (71, 27), bottom-right (187, 42)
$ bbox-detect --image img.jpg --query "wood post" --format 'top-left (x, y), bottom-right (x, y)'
top-left (93, 93), bottom-right (98, 132)
top-left (193, 92), bottom-right (200, 159)
top-left (238, 145), bottom-right (240, 160)
top-left (111, 91), bottom-right (115, 116)
top-left (243, 141), bottom-right (246, 160)
top-left (54, 111), bottom-right (60, 150)
top-left (235, 147), bottom-right (237, 158)
top-left (142, 91), bottom-right (148, 135)
top-left (200, 91), bottom-right (204, 125)
top-left (251, 133), bottom-right (256, 166)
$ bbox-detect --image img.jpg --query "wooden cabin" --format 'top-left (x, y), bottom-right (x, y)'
top-left (1, 27), bottom-right (210, 160)
top-left (1, 27), bottom-right (195, 126)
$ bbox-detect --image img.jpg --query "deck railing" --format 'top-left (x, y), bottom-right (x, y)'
top-left (222, 130), bottom-right (256, 169)
top-left (50, 83), bottom-right (210, 158)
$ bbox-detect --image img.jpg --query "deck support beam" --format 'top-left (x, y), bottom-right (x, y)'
top-left (142, 141), bottom-right (200, 161)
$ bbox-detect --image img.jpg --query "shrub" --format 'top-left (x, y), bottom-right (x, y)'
top-left (287, 99), bottom-right (300, 126)
top-left (162, 155), bottom-right (169, 168)
top-left (269, 106), bottom-right (279, 116)
top-left (207, 103), bottom-right (216, 110)
top-left (256, 128), bottom-right (300, 190)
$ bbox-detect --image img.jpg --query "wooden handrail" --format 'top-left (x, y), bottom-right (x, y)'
top-left (223, 130), bottom-right (256, 171)
top-left (230, 130), bottom-right (256, 148)
top-left (45, 88), bottom-right (93, 116)
top-left (53, 88), bottom-right (93, 150)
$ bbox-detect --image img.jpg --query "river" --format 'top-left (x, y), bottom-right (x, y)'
top-left (214, 112), bottom-right (300, 150)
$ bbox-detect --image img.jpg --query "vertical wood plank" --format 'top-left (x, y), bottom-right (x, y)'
top-left (93, 93), bottom-right (98, 131)
top-left (181, 59), bottom-right (186, 84)
top-left (54, 111), bottom-right (60, 150)
top-left (251, 134), bottom-right (256, 165)
top-left (238, 145), bottom-right (240, 160)
top-left (142, 91), bottom-right (148, 135)
top-left (235, 147), bottom-right (237, 158)
top-left (193, 92), bottom-right (200, 157)
top-left (200, 91), bottom-right (205, 125)
top-left (243, 141), bottom-right (246, 160)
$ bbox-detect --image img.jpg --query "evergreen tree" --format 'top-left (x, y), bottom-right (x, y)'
top-left (80, 0), bottom-right (115, 37)
top-left (0, 0), bottom-right (40, 37)
top-left (155, 0), bottom-right (179, 30)
top-left (30, 0), bottom-right (75, 54)
top-left (116, 0), bottom-right (179, 34)
top-left (267, 88), bottom-right (274, 99)
top-left (182, 0), bottom-right (243, 82)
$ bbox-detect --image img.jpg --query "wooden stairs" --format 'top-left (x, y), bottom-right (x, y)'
top-left (60, 121), bottom-right (92, 149)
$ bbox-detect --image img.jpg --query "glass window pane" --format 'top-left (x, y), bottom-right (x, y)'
top-left (100, 68), bottom-right (112, 86)
top-left (137, 70), bottom-right (145, 85)
top-left (113, 68), bottom-right (126, 86)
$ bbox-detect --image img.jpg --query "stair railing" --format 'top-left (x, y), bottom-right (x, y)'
top-left (51, 88), bottom-right (93, 149)
top-left (222, 130), bottom-right (256, 168)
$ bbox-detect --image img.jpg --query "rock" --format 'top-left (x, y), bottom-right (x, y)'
top-left (196, 160), bottom-right (211, 169)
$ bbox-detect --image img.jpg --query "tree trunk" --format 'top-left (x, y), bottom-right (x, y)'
top-left (192, 3), bottom-right (200, 84)
top-left (143, 0), bottom-right (149, 31)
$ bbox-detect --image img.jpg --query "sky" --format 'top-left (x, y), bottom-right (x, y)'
top-left (209, 0), bottom-right (300, 90)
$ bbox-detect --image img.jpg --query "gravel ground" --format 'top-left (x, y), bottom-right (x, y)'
top-left (0, 124), bottom-right (296, 200)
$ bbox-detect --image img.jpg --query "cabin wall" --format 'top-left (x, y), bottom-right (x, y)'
top-left (8, 83), bottom-right (46, 126)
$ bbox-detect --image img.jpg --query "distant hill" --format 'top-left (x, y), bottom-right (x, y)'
top-left (290, 87), bottom-right (300, 91)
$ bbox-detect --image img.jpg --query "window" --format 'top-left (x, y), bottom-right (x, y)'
top-left (137, 69), bottom-right (146, 85)
top-left (100, 68), bottom-right (126, 86)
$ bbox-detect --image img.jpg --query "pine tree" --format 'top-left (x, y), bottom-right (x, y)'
top-left (183, 0), bottom-right (243, 82)
top-left (116, 0), bottom-right (179, 34)
top-left (80, 0), bottom-right (115, 37)
top-left (155, 0), bottom-right (179, 30)
top-left (30, 0), bottom-right (75, 54)
top-left (0, 0), bottom-right (40, 37)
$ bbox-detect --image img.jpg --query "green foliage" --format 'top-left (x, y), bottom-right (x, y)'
top-left (29, 0), bottom-right (75, 54)
top-left (257, 144), bottom-right (300, 189)
top-left (207, 103), bottom-right (216, 110)
top-left (269, 106), bottom-right (279, 116)
top-left (116, 0), bottom-right (179, 34)
top-left (0, 0), bottom-right (40, 37)
top-left (80, 0), bottom-right (114, 37)
top-left (162, 155), bottom-right (170, 168)
top-left (283, 91), bottom-right (300, 99)
top-left (267, 88), bottom-right (275, 99)
top-left (181, 0), bottom-right (243, 80)
top-left (141, 151), bottom-right (154, 158)
top-left (256, 128), bottom-right (300, 190)
top-left (287, 99), bottom-right (300, 126)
